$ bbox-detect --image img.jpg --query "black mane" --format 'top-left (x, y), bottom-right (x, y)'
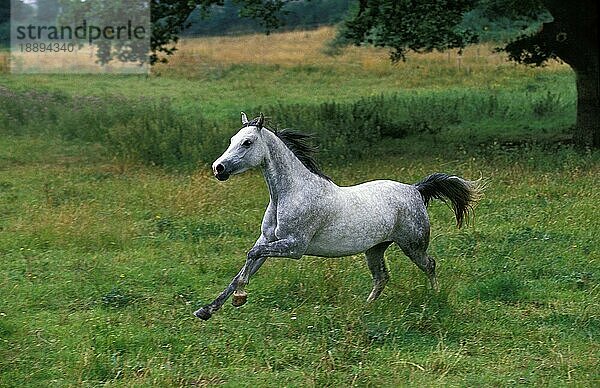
top-left (274, 128), bottom-right (331, 181)
top-left (243, 115), bottom-right (330, 181)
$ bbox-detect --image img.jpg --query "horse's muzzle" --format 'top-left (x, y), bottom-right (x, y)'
top-left (214, 163), bottom-right (230, 181)
top-left (215, 171), bottom-right (230, 181)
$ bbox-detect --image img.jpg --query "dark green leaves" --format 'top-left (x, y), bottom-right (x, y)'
top-left (344, 0), bottom-right (478, 61)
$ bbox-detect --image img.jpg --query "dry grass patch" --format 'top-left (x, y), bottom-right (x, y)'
top-left (154, 27), bottom-right (568, 78)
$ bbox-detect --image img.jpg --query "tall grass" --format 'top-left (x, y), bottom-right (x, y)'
top-left (0, 87), bottom-right (220, 168)
top-left (153, 27), bottom-right (566, 75)
top-left (260, 89), bottom-right (573, 160)
top-left (105, 101), bottom-right (222, 168)
top-left (0, 83), bottom-right (574, 167)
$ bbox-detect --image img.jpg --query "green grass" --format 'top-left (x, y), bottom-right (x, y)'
top-left (0, 133), bottom-right (598, 386)
top-left (0, 73), bottom-right (577, 168)
top-left (0, 63), bottom-right (576, 121)
top-left (0, 34), bottom-right (598, 386)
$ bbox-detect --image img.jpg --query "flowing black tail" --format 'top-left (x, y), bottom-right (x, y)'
top-left (415, 173), bottom-right (485, 228)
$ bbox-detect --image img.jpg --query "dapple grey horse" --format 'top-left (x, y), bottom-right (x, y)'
top-left (194, 113), bottom-right (483, 320)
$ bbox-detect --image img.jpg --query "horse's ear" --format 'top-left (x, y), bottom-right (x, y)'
top-left (257, 112), bottom-right (264, 129)
top-left (241, 111), bottom-right (249, 125)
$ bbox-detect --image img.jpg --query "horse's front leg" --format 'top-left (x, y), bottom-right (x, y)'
top-left (194, 236), bottom-right (269, 319)
top-left (193, 267), bottom-right (246, 320)
top-left (231, 235), bottom-right (269, 307)
top-left (195, 237), bottom-right (307, 320)
top-left (230, 257), bottom-right (265, 307)
top-left (233, 237), bottom-right (306, 306)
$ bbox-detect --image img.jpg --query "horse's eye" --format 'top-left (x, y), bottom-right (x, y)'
top-left (242, 139), bottom-right (253, 147)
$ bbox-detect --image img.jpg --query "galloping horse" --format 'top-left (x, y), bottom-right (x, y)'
top-left (194, 113), bottom-right (483, 320)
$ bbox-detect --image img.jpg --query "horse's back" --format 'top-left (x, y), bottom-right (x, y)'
top-left (341, 179), bottom-right (415, 199)
top-left (341, 179), bottom-right (428, 234)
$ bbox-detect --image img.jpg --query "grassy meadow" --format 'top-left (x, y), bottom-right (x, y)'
top-left (0, 27), bottom-right (599, 386)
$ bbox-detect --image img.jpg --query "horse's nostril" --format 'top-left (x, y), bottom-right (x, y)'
top-left (215, 164), bottom-right (225, 173)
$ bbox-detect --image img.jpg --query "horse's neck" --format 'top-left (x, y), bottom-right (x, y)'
top-left (261, 131), bottom-right (319, 202)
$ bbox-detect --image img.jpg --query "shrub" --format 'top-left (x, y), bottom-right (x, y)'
top-left (531, 91), bottom-right (563, 117)
top-left (258, 93), bottom-right (471, 160)
top-left (0, 88), bottom-right (222, 169)
top-left (106, 99), bottom-right (221, 168)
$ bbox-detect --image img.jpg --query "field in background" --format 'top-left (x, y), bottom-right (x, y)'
top-left (0, 28), bottom-right (578, 169)
top-left (0, 27), bottom-right (599, 386)
top-left (1, 27), bottom-right (567, 74)
top-left (157, 27), bottom-right (565, 72)
top-left (1, 27), bottom-right (572, 120)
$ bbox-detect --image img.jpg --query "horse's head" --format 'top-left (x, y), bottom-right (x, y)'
top-left (212, 112), bottom-right (268, 181)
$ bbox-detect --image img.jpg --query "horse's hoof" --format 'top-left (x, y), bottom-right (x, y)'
top-left (232, 291), bottom-right (247, 307)
top-left (194, 307), bottom-right (212, 320)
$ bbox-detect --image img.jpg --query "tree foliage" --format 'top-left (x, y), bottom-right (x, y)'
top-left (0, 0), bottom-right (35, 47)
top-left (54, 0), bottom-right (150, 65)
top-left (182, 0), bottom-right (351, 37)
top-left (344, 0), bottom-right (478, 61)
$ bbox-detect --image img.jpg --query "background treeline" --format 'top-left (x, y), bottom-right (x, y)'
top-left (0, 0), bottom-right (60, 47)
top-left (182, 0), bottom-right (547, 40)
top-left (0, 0), bottom-right (548, 47)
top-left (183, 0), bottom-right (353, 36)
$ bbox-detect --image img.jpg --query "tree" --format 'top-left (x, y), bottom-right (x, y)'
top-left (37, 0), bottom-right (60, 22)
top-left (181, 0), bottom-right (351, 37)
top-left (148, 0), bottom-right (596, 147)
top-left (56, 0), bottom-right (150, 66)
top-left (342, 0), bottom-right (598, 148)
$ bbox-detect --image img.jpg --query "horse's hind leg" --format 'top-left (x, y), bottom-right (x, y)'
top-left (364, 242), bottom-right (392, 302)
top-left (399, 245), bottom-right (440, 292)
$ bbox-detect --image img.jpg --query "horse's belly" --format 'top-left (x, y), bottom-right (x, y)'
top-left (305, 214), bottom-right (396, 257)
top-left (305, 238), bottom-right (382, 257)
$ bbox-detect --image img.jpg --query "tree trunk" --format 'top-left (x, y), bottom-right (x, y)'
top-left (573, 65), bottom-right (600, 148)
top-left (541, 0), bottom-right (599, 148)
